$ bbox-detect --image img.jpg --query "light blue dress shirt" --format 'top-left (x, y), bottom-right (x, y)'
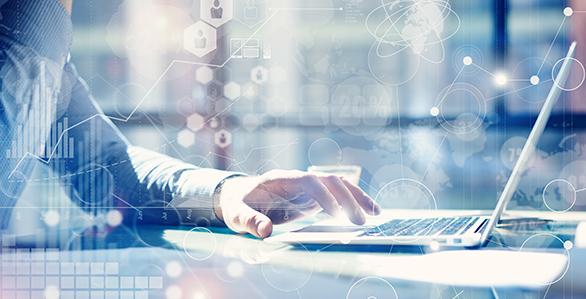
top-left (0, 0), bottom-right (239, 229)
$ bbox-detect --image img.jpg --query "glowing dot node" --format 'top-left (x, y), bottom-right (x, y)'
top-left (564, 240), bottom-right (573, 250)
top-left (44, 210), bottom-right (60, 227)
top-left (564, 7), bottom-right (573, 17)
top-left (430, 240), bottom-right (440, 251)
top-left (166, 261), bottom-right (183, 278)
top-left (530, 75), bottom-right (540, 85)
top-left (463, 56), bottom-right (472, 66)
top-left (106, 210), bottom-right (123, 227)
top-left (227, 261), bottom-right (244, 278)
top-left (496, 74), bottom-right (507, 85)
top-left (430, 107), bottom-right (439, 116)
top-left (166, 285), bottom-right (183, 299)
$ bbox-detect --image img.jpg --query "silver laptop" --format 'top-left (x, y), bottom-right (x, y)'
top-left (266, 41), bottom-right (577, 248)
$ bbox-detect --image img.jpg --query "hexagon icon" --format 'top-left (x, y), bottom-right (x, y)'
top-left (242, 82), bottom-right (259, 99)
top-left (214, 67), bottom-right (232, 83)
top-left (187, 113), bottom-right (205, 132)
top-left (196, 66), bottom-right (214, 84)
top-left (177, 97), bottom-right (196, 117)
top-left (184, 21), bottom-right (217, 57)
top-left (201, 0), bottom-right (233, 28)
top-left (270, 65), bottom-right (287, 84)
top-left (215, 129), bottom-right (232, 148)
top-left (224, 81), bottom-right (241, 100)
top-left (234, 0), bottom-right (268, 28)
top-left (178, 129), bottom-right (195, 148)
top-left (267, 97), bottom-right (288, 116)
top-left (250, 66), bottom-right (268, 84)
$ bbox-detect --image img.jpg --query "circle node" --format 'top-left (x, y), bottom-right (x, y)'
top-left (463, 56), bottom-right (472, 66)
top-left (496, 74), bottom-right (507, 85)
top-left (564, 240), bottom-right (573, 250)
top-left (564, 7), bottom-right (573, 17)
top-left (530, 75), bottom-right (540, 85)
top-left (430, 240), bottom-right (440, 251)
top-left (430, 106), bottom-right (439, 116)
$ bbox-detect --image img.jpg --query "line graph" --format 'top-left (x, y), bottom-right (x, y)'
top-left (6, 9), bottom-right (284, 180)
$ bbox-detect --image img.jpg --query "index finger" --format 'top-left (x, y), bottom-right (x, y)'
top-left (278, 174), bottom-right (344, 219)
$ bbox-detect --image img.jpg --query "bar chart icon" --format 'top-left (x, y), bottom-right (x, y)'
top-left (5, 61), bottom-right (74, 160)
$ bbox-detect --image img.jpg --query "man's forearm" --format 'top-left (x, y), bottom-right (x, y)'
top-left (58, 0), bottom-right (72, 15)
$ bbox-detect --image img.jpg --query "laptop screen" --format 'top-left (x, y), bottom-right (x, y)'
top-left (480, 41), bottom-right (577, 244)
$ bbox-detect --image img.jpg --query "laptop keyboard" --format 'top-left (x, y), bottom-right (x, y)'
top-left (363, 217), bottom-right (479, 237)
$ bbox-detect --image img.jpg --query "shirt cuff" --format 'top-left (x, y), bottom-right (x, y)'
top-left (171, 169), bottom-right (245, 227)
top-left (0, 0), bottom-right (73, 64)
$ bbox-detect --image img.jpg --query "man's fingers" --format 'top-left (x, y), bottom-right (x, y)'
top-left (341, 179), bottom-right (381, 216)
top-left (229, 204), bottom-right (273, 238)
top-left (318, 175), bottom-right (366, 225)
top-left (295, 175), bottom-right (345, 219)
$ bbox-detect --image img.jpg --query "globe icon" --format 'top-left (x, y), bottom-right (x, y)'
top-left (366, 0), bottom-right (460, 85)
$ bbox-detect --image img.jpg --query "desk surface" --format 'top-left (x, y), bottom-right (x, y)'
top-left (2, 209), bottom-right (586, 299)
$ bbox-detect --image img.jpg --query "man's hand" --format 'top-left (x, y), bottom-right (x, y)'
top-left (214, 169), bottom-right (382, 238)
top-left (58, 0), bottom-right (73, 15)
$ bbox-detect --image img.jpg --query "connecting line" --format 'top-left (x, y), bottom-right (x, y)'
top-left (251, 138), bottom-right (299, 175)
top-left (7, 10), bottom-right (282, 178)
top-left (187, 62), bottom-right (280, 132)
top-left (8, 113), bottom-right (114, 179)
top-left (451, 289), bottom-right (464, 299)
top-left (420, 131), bottom-right (449, 183)
top-left (537, 16), bottom-right (567, 76)
top-left (436, 65), bottom-right (465, 108)
top-left (470, 62), bottom-right (498, 79)
top-left (110, 193), bottom-right (140, 211)
top-left (296, 289), bottom-right (303, 299)
top-left (575, 187), bottom-right (586, 193)
top-left (484, 79), bottom-right (553, 101)
top-left (335, 164), bottom-right (379, 194)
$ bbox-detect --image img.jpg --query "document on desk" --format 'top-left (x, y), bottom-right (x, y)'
top-left (359, 250), bottom-right (568, 287)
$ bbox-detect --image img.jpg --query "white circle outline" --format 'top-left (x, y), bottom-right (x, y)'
top-left (183, 227), bottom-right (217, 261)
top-left (542, 179), bottom-right (576, 213)
top-left (374, 178), bottom-right (438, 243)
top-left (308, 138), bottom-right (342, 166)
top-left (346, 276), bottom-right (398, 299)
top-left (551, 57), bottom-right (586, 91)
top-left (261, 242), bottom-right (313, 291)
top-left (435, 83), bottom-right (487, 135)
top-left (518, 233), bottom-right (571, 286)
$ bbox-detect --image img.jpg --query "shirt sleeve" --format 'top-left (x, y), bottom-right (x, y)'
top-left (0, 0), bottom-right (243, 228)
top-left (50, 62), bottom-right (242, 227)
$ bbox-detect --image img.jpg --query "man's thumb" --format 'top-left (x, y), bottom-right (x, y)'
top-left (234, 204), bottom-right (273, 238)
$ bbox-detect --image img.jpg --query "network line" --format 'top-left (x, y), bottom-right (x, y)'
top-left (536, 16), bottom-right (567, 76)
top-left (7, 9), bottom-right (285, 179)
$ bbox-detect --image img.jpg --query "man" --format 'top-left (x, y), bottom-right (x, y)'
top-left (0, 0), bottom-right (381, 239)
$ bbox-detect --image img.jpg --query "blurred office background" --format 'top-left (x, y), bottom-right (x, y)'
top-left (8, 0), bottom-right (586, 234)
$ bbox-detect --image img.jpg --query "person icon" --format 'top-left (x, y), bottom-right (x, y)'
top-left (244, 0), bottom-right (258, 20)
top-left (256, 69), bottom-right (264, 81)
top-left (210, 0), bottom-right (223, 19)
top-left (194, 29), bottom-right (207, 49)
top-left (219, 133), bottom-right (226, 144)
